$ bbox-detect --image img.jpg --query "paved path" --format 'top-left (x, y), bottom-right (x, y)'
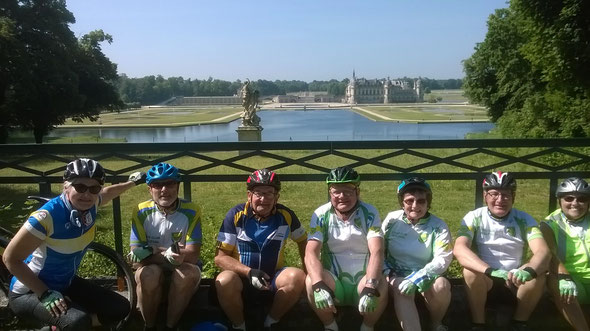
top-left (354, 106), bottom-right (392, 120)
top-left (211, 112), bottom-right (241, 122)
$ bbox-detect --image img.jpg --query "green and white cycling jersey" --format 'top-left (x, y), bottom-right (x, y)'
top-left (382, 210), bottom-right (453, 278)
top-left (457, 207), bottom-right (543, 270)
top-left (309, 201), bottom-right (382, 284)
top-left (544, 209), bottom-right (590, 282)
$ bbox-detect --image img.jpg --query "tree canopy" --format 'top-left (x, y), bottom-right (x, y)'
top-left (0, 0), bottom-right (121, 143)
top-left (463, 0), bottom-right (590, 137)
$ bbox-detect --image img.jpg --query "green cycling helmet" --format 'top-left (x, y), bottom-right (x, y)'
top-left (326, 166), bottom-right (360, 185)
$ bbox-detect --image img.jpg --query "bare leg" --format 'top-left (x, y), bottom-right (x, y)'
top-left (423, 277), bottom-right (451, 329)
top-left (215, 270), bottom-right (245, 326)
top-left (463, 268), bottom-right (493, 324)
top-left (389, 276), bottom-right (421, 330)
top-left (269, 267), bottom-right (305, 320)
top-left (305, 270), bottom-right (337, 326)
top-left (546, 274), bottom-right (589, 331)
top-left (135, 265), bottom-right (164, 327)
top-left (166, 263), bottom-right (201, 328)
top-left (357, 275), bottom-right (388, 328)
top-left (514, 272), bottom-right (545, 321)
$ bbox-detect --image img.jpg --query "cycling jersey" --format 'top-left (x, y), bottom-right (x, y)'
top-left (11, 194), bottom-right (100, 294)
top-left (216, 202), bottom-right (306, 277)
top-left (543, 209), bottom-right (590, 282)
top-left (130, 199), bottom-right (202, 249)
top-left (382, 210), bottom-right (452, 278)
top-left (457, 207), bottom-right (542, 270)
top-left (308, 201), bottom-right (382, 285)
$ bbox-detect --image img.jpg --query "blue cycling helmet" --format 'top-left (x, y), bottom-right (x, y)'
top-left (146, 162), bottom-right (180, 184)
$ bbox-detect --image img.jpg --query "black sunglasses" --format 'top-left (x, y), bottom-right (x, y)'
top-left (563, 195), bottom-right (590, 203)
top-left (72, 183), bottom-right (102, 194)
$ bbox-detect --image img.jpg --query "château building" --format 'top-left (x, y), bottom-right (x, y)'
top-left (345, 71), bottom-right (423, 104)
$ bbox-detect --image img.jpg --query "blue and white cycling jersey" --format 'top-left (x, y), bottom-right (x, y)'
top-left (10, 194), bottom-right (99, 294)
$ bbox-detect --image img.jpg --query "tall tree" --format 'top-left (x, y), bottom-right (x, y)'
top-left (0, 0), bottom-right (121, 143)
top-left (463, 0), bottom-right (590, 137)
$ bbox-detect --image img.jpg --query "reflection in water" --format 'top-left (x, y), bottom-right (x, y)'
top-left (49, 110), bottom-right (494, 143)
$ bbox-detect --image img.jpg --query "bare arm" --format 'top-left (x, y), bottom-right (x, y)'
top-left (99, 181), bottom-right (136, 206)
top-left (523, 236), bottom-right (550, 273)
top-left (214, 248), bottom-right (250, 277)
top-left (297, 239), bottom-right (307, 273)
top-left (453, 236), bottom-right (490, 274)
top-left (3, 226), bottom-right (48, 296)
top-left (540, 222), bottom-right (568, 275)
top-left (304, 239), bottom-right (324, 284)
top-left (365, 236), bottom-right (384, 280)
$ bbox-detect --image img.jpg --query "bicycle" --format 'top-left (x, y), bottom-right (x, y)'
top-left (0, 196), bottom-right (137, 330)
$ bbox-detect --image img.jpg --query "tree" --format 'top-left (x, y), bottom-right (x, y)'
top-left (463, 0), bottom-right (590, 137)
top-left (0, 0), bottom-right (122, 143)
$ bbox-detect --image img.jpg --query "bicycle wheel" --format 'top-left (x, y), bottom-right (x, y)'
top-left (0, 236), bottom-right (17, 329)
top-left (77, 242), bottom-right (137, 330)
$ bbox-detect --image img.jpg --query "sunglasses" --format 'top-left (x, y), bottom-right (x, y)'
top-left (563, 196), bottom-right (590, 203)
top-left (72, 183), bottom-right (102, 194)
top-left (403, 198), bottom-right (427, 205)
top-left (149, 180), bottom-right (178, 189)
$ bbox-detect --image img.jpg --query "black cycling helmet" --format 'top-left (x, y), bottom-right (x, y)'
top-left (326, 166), bottom-right (360, 186)
top-left (482, 171), bottom-right (517, 191)
top-left (397, 177), bottom-right (431, 196)
top-left (247, 168), bottom-right (281, 191)
top-left (555, 177), bottom-right (590, 198)
top-left (63, 158), bottom-right (105, 185)
top-left (146, 162), bottom-right (180, 184)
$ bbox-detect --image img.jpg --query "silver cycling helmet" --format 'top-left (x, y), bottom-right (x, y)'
top-left (555, 177), bottom-right (590, 198)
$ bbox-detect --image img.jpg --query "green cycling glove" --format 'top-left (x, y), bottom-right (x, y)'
top-left (510, 267), bottom-right (537, 283)
top-left (398, 279), bottom-right (418, 295)
top-left (312, 281), bottom-right (335, 310)
top-left (358, 286), bottom-right (379, 313)
top-left (39, 289), bottom-right (64, 313)
top-left (485, 268), bottom-right (509, 280)
top-left (128, 245), bottom-right (153, 263)
top-left (558, 274), bottom-right (578, 297)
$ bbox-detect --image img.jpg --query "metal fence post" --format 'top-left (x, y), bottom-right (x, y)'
top-left (183, 180), bottom-right (192, 201)
top-left (112, 196), bottom-right (123, 255)
top-left (548, 177), bottom-right (558, 214)
top-left (38, 181), bottom-right (52, 197)
top-left (475, 175), bottom-right (484, 208)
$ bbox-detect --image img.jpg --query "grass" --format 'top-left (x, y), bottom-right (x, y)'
top-left (61, 106), bottom-right (243, 127)
top-left (356, 104), bottom-right (488, 122)
top-left (0, 145), bottom-right (572, 279)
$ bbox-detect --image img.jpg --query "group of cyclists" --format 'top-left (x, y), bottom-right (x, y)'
top-left (2, 158), bottom-right (590, 331)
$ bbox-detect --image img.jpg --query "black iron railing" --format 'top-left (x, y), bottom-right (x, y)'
top-left (1, 139), bottom-right (589, 254)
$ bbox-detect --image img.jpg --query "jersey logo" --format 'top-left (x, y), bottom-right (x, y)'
top-left (419, 232), bottom-right (428, 243)
top-left (505, 226), bottom-right (516, 237)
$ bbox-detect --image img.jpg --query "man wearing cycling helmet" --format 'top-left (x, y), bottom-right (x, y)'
top-left (128, 162), bottom-right (202, 331)
top-left (305, 166), bottom-right (387, 331)
top-left (540, 177), bottom-right (590, 330)
top-left (215, 169), bottom-right (307, 331)
top-left (3, 158), bottom-right (140, 330)
top-left (382, 177), bottom-right (452, 331)
top-left (454, 171), bottom-right (550, 331)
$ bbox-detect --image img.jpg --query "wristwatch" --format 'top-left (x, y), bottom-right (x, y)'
top-left (366, 278), bottom-right (379, 287)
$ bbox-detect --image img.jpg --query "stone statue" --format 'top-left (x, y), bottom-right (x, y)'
top-left (240, 80), bottom-right (261, 127)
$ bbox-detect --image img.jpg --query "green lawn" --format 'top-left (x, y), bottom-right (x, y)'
top-left (62, 106), bottom-right (243, 127)
top-left (356, 104), bottom-right (488, 122)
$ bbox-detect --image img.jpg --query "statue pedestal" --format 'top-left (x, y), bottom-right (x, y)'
top-left (236, 125), bottom-right (262, 155)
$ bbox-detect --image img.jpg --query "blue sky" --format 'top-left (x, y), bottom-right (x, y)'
top-left (67, 0), bottom-right (508, 81)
